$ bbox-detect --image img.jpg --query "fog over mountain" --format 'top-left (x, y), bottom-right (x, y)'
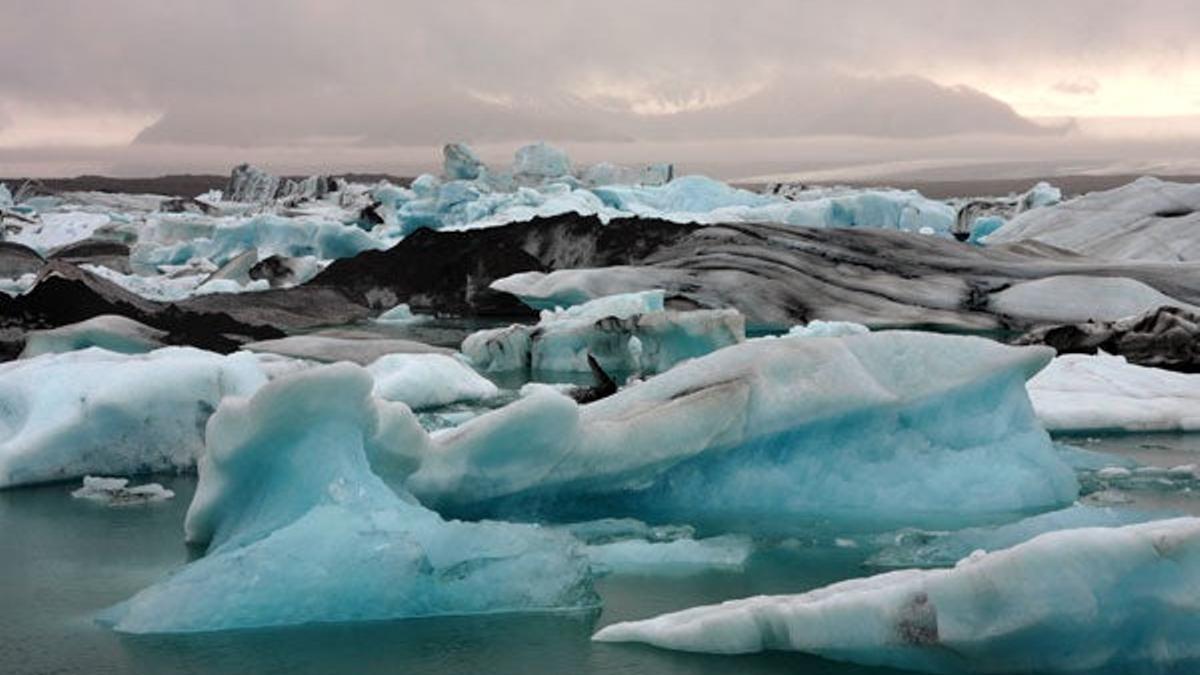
top-left (2, 0), bottom-right (1199, 176)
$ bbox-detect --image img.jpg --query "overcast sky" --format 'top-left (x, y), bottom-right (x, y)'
top-left (3, 0), bottom-right (1200, 177)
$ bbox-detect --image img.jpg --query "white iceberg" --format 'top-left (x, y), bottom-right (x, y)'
top-left (990, 275), bottom-right (1198, 324)
top-left (0, 347), bottom-right (266, 488)
top-left (366, 353), bottom-right (498, 410)
top-left (1029, 352), bottom-right (1200, 433)
top-left (101, 364), bottom-right (596, 633)
top-left (411, 332), bottom-right (1077, 530)
top-left (462, 290), bottom-right (744, 374)
top-left (987, 177), bottom-right (1200, 262)
top-left (71, 475), bottom-right (175, 505)
top-left (595, 518), bottom-right (1200, 674)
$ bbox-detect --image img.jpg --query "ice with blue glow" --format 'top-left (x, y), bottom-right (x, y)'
top-left (412, 332), bottom-right (1077, 530)
top-left (461, 290), bottom-right (744, 374)
top-left (367, 142), bottom-right (956, 237)
top-left (132, 213), bottom-right (383, 271)
top-left (595, 518), bottom-right (1200, 674)
top-left (0, 347), bottom-right (266, 488)
top-left (101, 364), bottom-right (596, 634)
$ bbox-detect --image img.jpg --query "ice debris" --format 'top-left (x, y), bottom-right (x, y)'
top-left (71, 476), bottom-right (175, 505)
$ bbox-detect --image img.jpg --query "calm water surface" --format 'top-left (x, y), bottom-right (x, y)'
top-left (2, 431), bottom-right (1198, 674)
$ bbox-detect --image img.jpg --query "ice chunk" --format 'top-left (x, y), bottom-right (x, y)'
top-left (1029, 352), bottom-right (1200, 432)
top-left (411, 332), bottom-right (1076, 531)
top-left (579, 162), bottom-right (673, 187)
top-left (366, 353), bottom-right (498, 410)
top-left (7, 212), bottom-right (112, 254)
top-left (866, 504), bottom-right (1173, 568)
top-left (0, 347), bottom-right (266, 488)
top-left (241, 335), bottom-right (452, 365)
top-left (512, 142), bottom-right (571, 181)
top-left (558, 518), bottom-right (752, 576)
top-left (988, 176), bottom-right (1200, 262)
top-left (374, 303), bottom-right (425, 324)
top-left (990, 275), bottom-right (1198, 324)
top-left (443, 142), bottom-right (483, 180)
top-left (102, 364), bottom-right (596, 633)
top-left (594, 518), bottom-right (1200, 674)
top-left (462, 293), bottom-right (744, 374)
top-left (71, 475), bottom-right (175, 505)
top-left (19, 315), bottom-right (167, 358)
top-left (784, 321), bottom-right (870, 339)
top-left (968, 214), bottom-right (1005, 243)
top-left (1017, 180), bottom-right (1062, 212)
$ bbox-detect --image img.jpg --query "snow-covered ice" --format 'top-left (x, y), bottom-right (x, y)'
top-left (0, 347), bottom-right (266, 488)
top-left (101, 364), bottom-right (596, 633)
top-left (595, 518), bottom-right (1200, 674)
top-left (1029, 352), bottom-right (1200, 432)
top-left (990, 275), bottom-right (1198, 324)
top-left (366, 353), bottom-right (499, 410)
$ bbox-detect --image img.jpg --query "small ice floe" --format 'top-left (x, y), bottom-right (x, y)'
top-left (71, 476), bottom-right (175, 505)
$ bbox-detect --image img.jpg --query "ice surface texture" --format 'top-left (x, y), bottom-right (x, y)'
top-left (102, 364), bottom-right (596, 633)
top-left (1029, 352), bottom-right (1200, 432)
top-left (462, 290), bottom-right (745, 374)
top-left (595, 518), bottom-right (1200, 674)
top-left (0, 347), bottom-right (265, 488)
top-left (412, 332), bottom-right (1077, 530)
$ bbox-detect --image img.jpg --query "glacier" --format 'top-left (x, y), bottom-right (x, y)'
top-left (410, 331), bottom-right (1077, 530)
top-left (102, 364), bottom-right (596, 633)
top-left (594, 518), bottom-right (1200, 674)
top-left (1029, 352), bottom-right (1200, 433)
top-left (0, 347), bottom-right (266, 488)
top-left (461, 290), bottom-right (745, 374)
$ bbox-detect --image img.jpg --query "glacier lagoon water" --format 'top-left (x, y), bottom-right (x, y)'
top-left (4, 432), bottom-right (1200, 674)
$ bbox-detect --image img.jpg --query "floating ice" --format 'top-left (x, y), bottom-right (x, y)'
top-left (0, 347), bottom-right (266, 488)
top-left (71, 475), bottom-right (175, 505)
top-left (783, 321), bottom-right (870, 339)
top-left (102, 364), bottom-right (596, 633)
top-left (513, 141), bottom-right (571, 181)
top-left (990, 275), bottom-right (1198, 324)
top-left (442, 143), bottom-right (484, 180)
top-left (19, 315), bottom-right (167, 358)
top-left (559, 518), bottom-right (753, 576)
top-left (374, 303), bottom-right (426, 324)
top-left (1018, 181), bottom-right (1062, 212)
top-left (988, 177), bottom-right (1200, 261)
top-left (1029, 352), bottom-right (1200, 432)
top-left (461, 291), bottom-right (744, 374)
top-left (366, 353), bottom-right (499, 410)
top-left (7, 212), bottom-right (112, 254)
top-left (595, 518), bottom-right (1200, 674)
top-left (411, 332), bottom-right (1076, 530)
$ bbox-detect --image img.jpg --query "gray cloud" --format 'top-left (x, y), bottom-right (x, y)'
top-left (1, 1), bottom-right (1198, 173)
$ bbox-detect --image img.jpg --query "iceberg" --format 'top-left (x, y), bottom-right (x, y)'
top-left (71, 475), bottom-right (175, 505)
top-left (990, 275), bottom-right (1199, 324)
top-left (783, 321), bottom-right (870, 339)
top-left (102, 364), bottom-right (596, 633)
top-left (594, 518), bottom-right (1200, 674)
top-left (1029, 352), bottom-right (1200, 433)
top-left (19, 314), bottom-right (167, 358)
top-left (7, 212), bottom-right (113, 255)
top-left (513, 141), bottom-right (571, 181)
top-left (442, 142), bottom-right (483, 180)
top-left (987, 177), bottom-right (1200, 262)
top-left (0, 347), bottom-right (266, 488)
top-left (374, 303), bottom-right (425, 324)
top-left (366, 353), bottom-right (499, 410)
top-left (461, 291), bottom-right (744, 374)
top-left (411, 332), bottom-right (1077, 530)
